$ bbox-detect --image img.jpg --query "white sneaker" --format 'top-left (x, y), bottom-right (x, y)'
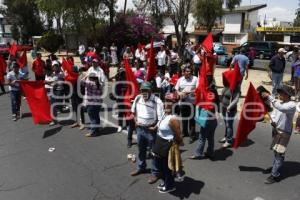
top-left (222, 142), bottom-right (232, 148)
top-left (117, 126), bottom-right (122, 133)
top-left (219, 137), bottom-right (226, 143)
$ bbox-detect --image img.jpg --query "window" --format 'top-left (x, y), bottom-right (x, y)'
top-left (223, 35), bottom-right (235, 43)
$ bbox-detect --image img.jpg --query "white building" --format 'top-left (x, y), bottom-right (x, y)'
top-left (0, 0), bottom-right (13, 44)
top-left (162, 4), bottom-right (266, 50)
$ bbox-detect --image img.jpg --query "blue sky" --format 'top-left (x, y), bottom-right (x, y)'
top-left (117, 0), bottom-right (298, 22)
top-left (241, 0), bottom-right (298, 21)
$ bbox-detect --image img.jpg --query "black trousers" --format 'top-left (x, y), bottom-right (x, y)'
top-left (179, 103), bottom-right (195, 138)
top-left (0, 82), bottom-right (5, 93)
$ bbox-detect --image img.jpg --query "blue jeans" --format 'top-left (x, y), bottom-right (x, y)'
top-left (10, 90), bottom-right (21, 115)
top-left (86, 105), bottom-right (101, 135)
top-left (157, 156), bottom-right (174, 189)
top-left (272, 72), bottom-right (283, 95)
top-left (136, 127), bottom-right (159, 176)
top-left (195, 119), bottom-right (217, 156)
top-left (271, 152), bottom-right (284, 177)
top-left (222, 110), bottom-right (236, 144)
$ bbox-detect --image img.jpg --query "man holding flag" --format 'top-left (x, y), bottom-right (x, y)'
top-left (261, 85), bottom-right (296, 184)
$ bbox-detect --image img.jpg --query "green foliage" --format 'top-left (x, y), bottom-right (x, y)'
top-left (1, 0), bottom-right (44, 43)
top-left (193, 0), bottom-right (241, 32)
top-left (10, 24), bottom-right (20, 42)
top-left (37, 32), bottom-right (64, 53)
top-left (294, 12), bottom-right (300, 27)
top-left (226, 0), bottom-right (241, 11)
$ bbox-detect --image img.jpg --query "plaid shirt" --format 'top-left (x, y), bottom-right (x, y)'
top-left (82, 79), bottom-right (102, 106)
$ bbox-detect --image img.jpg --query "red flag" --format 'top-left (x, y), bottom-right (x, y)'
top-left (62, 58), bottom-right (79, 84)
top-left (233, 83), bottom-right (267, 149)
top-left (222, 62), bottom-right (243, 93)
top-left (124, 59), bottom-right (140, 118)
top-left (17, 51), bottom-right (27, 69)
top-left (145, 39), bottom-right (157, 81)
top-left (195, 55), bottom-right (214, 110)
top-left (0, 56), bottom-right (7, 83)
top-left (9, 42), bottom-right (18, 57)
top-left (20, 81), bottom-right (52, 124)
top-left (202, 32), bottom-right (213, 53)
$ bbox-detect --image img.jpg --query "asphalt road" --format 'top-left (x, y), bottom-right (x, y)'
top-left (1, 80), bottom-right (300, 200)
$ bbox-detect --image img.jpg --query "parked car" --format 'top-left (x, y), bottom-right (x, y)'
top-left (213, 42), bottom-right (226, 55)
top-left (232, 41), bottom-right (278, 59)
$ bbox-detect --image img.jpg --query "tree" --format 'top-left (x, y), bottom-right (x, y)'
top-left (193, 0), bottom-right (241, 32)
top-left (103, 0), bottom-right (117, 27)
top-left (294, 11), bottom-right (300, 27)
top-left (1, 0), bottom-right (44, 43)
top-left (37, 31), bottom-right (64, 53)
top-left (164, 0), bottom-right (192, 55)
top-left (133, 0), bottom-right (166, 29)
top-left (10, 24), bottom-right (20, 43)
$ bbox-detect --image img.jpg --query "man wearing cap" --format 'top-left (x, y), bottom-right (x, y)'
top-left (269, 48), bottom-right (287, 96)
top-left (130, 82), bottom-right (164, 184)
top-left (261, 85), bottom-right (296, 184)
top-left (87, 58), bottom-right (106, 85)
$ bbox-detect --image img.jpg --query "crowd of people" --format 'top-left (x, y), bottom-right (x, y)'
top-left (0, 40), bottom-right (299, 193)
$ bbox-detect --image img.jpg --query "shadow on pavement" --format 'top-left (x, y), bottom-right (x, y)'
top-left (239, 139), bottom-right (255, 148)
top-left (239, 161), bottom-right (300, 182)
top-left (97, 127), bottom-right (118, 136)
top-left (43, 126), bottom-right (62, 138)
top-left (211, 148), bottom-right (233, 161)
top-left (171, 176), bottom-right (204, 199)
top-left (58, 120), bottom-right (76, 126)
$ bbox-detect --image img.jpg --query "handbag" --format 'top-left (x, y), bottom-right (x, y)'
top-left (194, 107), bottom-right (208, 128)
top-left (152, 135), bottom-right (172, 158)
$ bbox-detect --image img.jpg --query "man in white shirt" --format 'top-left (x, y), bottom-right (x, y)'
top-left (87, 58), bottom-right (107, 86)
top-left (130, 82), bottom-right (163, 185)
top-left (175, 65), bottom-right (198, 143)
top-left (156, 45), bottom-right (167, 75)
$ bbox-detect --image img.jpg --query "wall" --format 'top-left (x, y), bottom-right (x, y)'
top-left (224, 13), bottom-right (242, 33)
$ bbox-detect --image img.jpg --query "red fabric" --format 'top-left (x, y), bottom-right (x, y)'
top-left (124, 59), bottom-right (140, 119)
top-left (202, 32), bottom-right (213, 53)
top-left (0, 56), bottom-right (7, 83)
top-left (9, 42), bottom-right (18, 57)
top-left (233, 83), bottom-right (267, 149)
top-left (86, 51), bottom-right (97, 59)
top-left (32, 58), bottom-right (45, 76)
top-left (195, 55), bottom-right (214, 110)
top-left (222, 62), bottom-right (243, 93)
top-left (62, 58), bottom-right (79, 84)
top-left (169, 73), bottom-right (180, 86)
top-left (20, 81), bottom-right (52, 124)
top-left (203, 54), bottom-right (217, 75)
top-left (145, 39), bottom-right (157, 81)
top-left (17, 51), bottom-right (27, 69)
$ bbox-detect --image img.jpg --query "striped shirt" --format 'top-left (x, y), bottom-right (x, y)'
top-left (82, 80), bottom-right (102, 106)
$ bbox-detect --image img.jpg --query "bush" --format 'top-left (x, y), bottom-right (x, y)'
top-left (37, 32), bottom-right (64, 53)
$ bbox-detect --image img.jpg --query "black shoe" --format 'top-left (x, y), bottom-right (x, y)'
top-left (262, 167), bottom-right (272, 174)
top-left (127, 142), bottom-right (132, 148)
top-left (131, 169), bottom-right (147, 176)
top-left (159, 186), bottom-right (176, 193)
top-left (264, 175), bottom-right (280, 184)
top-left (204, 152), bottom-right (214, 160)
top-left (157, 182), bottom-right (165, 190)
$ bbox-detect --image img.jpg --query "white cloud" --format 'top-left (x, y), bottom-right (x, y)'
top-left (258, 6), bottom-right (296, 22)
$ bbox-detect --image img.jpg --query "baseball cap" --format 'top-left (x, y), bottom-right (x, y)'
top-left (92, 58), bottom-right (99, 63)
top-left (140, 82), bottom-right (152, 91)
top-left (165, 93), bottom-right (179, 103)
top-left (278, 48), bottom-right (287, 53)
top-left (277, 85), bottom-right (294, 97)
